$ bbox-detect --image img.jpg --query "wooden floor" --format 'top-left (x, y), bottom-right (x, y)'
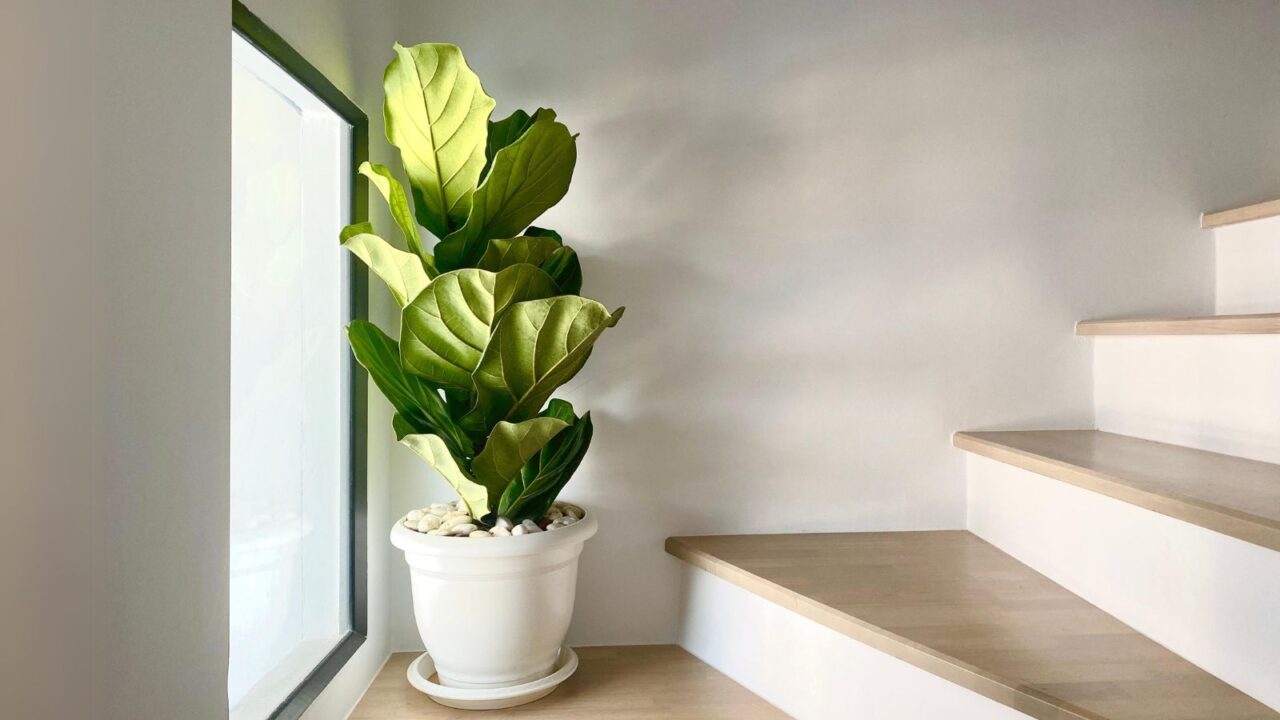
top-left (954, 429), bottom-right (1280, 551)
top-left (348, 645), bottom-right (785, 719)
top-left (667, 531), bottom-right (1278, 720)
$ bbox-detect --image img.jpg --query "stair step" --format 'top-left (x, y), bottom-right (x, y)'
top-left (666, 531), bottom-right (1276, 720)
top-left (1202, 198), bottom-right (1280, 229)
top-left (953, 430), bottom-right (1280, 551)
top-left (1076, 313), bottom-right (1280, 335)
top-left (348, 646), bottom-right (785, 719)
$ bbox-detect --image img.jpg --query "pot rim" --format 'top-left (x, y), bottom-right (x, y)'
top-left (390, 504), bottom-right (598, 558)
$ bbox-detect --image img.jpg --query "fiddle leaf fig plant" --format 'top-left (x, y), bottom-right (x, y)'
top-left (343, 43), bottom-right (622, 524)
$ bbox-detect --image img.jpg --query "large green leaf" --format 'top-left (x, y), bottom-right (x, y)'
top-left (435, 109), bottom-right (577, 271)
top-left (358, 162), bottom-right (433, 274)
top-left (477, 235), bottom-right (562, 272)
top-left (469, 297), bottom-right (624, 427)
top-left (383, 43), bottom-right (495, 239)
top-left (471, 417), bottom-right (569, 503)
top-left (498, 408), bottom-right (594, 521)
top-left (346, 321), bottom-right (470, 457)
top-left (340, 224), bottom-right (429, 308)
top-left (400, 265), bottom-right (558, 389)
top-left (481, 109), bottom-right (537, 182)
top-left (401, 434), bottom-right (490, 518)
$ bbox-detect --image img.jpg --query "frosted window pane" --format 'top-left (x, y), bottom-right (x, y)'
top-left (229, 32), bottom-right (352, 720)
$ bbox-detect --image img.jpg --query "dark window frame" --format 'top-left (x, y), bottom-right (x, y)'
top-left (231, 2), bottom-right (369, 718)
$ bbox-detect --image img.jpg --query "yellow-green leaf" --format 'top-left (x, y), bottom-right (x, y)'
top-left (400, 265), bottom-right (558, 389)
top-left (383, 43), bottom-right (495, 239)
top-left (471, 417), bottom-right (569, 501)
top-left (358, 162), bottom-right (433, 274)
top-left (340, 224), bottom-right (429, 307)
top-left (400, 434), bottom-right (490, 518)
top-left (469, 297), bottom-right (623, 427)
top-left (435, 109), bottom-right (576, 270)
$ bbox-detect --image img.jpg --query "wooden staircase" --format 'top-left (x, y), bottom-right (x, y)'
top-left (667, 532), bottom-right (1275, 720)
top-left (667, 198), bottom-right (1280, 719)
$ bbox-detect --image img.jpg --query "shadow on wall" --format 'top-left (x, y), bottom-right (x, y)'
top-left (390, 0), bottom-right (1280, 645)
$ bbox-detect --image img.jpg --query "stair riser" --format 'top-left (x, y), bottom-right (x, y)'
top-left (967, 454), bottom-right (1280, 711)
top-left (1093, 335), bottom-right (1280, 465)
top-left (1216, 215), bottom-right (1280, 314)
top-left (674, 565), bottom-right (1034, 720)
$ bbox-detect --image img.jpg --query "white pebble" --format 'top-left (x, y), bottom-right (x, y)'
top-left (403, 519), bottom-right (418, 530)
top-left (521, 519), bottom-right (543, 533)
top-left (451, 523), bottom-right (478, 536)
top-left (455, 500), bottom-right (468, 512)
top-left (560, 504), bottom-right (583, 520)
top-left (407, 509), bottom-right (425, 522)
top-left (545, 509), bottom-right (563, 521)
top-left (428, 503), bottom-right (452, 516)
top-left (441, 514), bottom-right (473, 530)
top-left (417, 515), bottom-right (442, 532)
top-left (469, 530), bottom-right (493, 538)
top-left (494, 516), bottom-right (514, 531)
top-left (426, 529), bottom-right (445, 536)
top-left (491, 526), bottom-right (512, 536)
top-left (511, 525), bottom-right (527, 536)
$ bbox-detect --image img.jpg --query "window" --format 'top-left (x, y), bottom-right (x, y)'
top-left (229, 4), bottom-right (367, 718)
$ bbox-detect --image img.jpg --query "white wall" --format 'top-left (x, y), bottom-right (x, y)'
top-left (2, 2), bottom-right (94, 717)
top-left (392, 0), bottom-right (1280, 646)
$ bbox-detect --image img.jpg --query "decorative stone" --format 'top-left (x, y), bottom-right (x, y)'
top-left (511, 524), bottom-right (527, 536)
top-left (521, 519), bottom-right (543, 534)
top-left (403, 519), bottom-right (417, 530)
top-left (428, 503), bottom-right (452, 516)
top-left (494, 516), bottom-right (514, 531)
top-left (455, 500), bottom-right (468, 512)
top-left (469, 530), bottom-right (493, 538)
top-left (417, 515), bottom-right (442, 532)
top-left (442, 513), bottom-right (473, 528)
top-left (450, 523), bottom-right (478, 536)
top-left (559, 503), bottom-right (583, 520)
top-left (407, 509), bottom-right (425, 522)
top-left (545, 508), bottom-right (563, 521)
top-left (491, 526), bottom-right (512, 537)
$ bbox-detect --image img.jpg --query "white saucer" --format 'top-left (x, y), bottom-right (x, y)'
top-left (406, 646), bottom-right (579, 710)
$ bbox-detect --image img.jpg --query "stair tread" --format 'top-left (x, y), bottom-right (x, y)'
top-left (1201, 198), bottom-right (1280, 228)
top-left (955, 430), bottom-right (1280, 550)
top-left (1076, 313), bottom-right (1280, 335)
top-left (348, 645), bottom-right (785, 719)
top-left (666, 531), bottom-right (1277, 720)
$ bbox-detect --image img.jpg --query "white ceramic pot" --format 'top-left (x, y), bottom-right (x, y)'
top-left (389, 508), bottom-right (598, 689)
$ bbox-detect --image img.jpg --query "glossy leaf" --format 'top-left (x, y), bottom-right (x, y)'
top-left (383, 43), bottom-right (495, 239)
top-left (471, 417), bottom-right (569, 503)
top-left (358, 162), bottom-right (431, 272)
top-left (477, 235), bottom-right (562, 272)
top-left (345, 321), bottom-right (469, 457)
top-left (540, 246), bottom-right (583, 295)
top-left (525, 226), bottom-right (563, 244)
top-left (401, 433), bottom-right (490, 518)
top-left (340, 224), bottom-right (429, 308)
top-left (481, 109), bottom-right (536, 182)
top-left (498, 409), bottom-right (594, 520)
top-left (400, 265), bottom-right (558, 389)
top-left (435, 109), bottom-right (577, 271)
top-left (469, 297), bottom-right (624, 427)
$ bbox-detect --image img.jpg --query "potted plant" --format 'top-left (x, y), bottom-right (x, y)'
top-left (341, 43), bottom-right (623, 708)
